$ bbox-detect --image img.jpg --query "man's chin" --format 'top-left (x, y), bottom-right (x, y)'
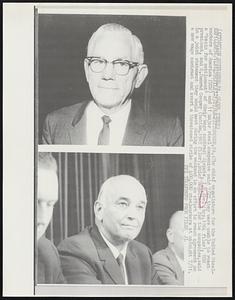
top-left (119, 231), bottom-right (138, 242)
top-left (95, 99), bottom-right (119, 111)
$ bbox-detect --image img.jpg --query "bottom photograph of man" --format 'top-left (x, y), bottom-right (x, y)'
top-left (35, 152), bottom-right (184, 285)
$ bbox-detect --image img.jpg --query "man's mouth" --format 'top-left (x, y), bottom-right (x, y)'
top-left (98, 86), bottom-right (118, 90)
top-left (121, 224), bottom-right (138, 229)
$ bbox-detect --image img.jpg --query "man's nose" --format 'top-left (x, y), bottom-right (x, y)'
top-left (102, 62), bottom-right (115, 80)
top-left (126, 207), bottom-right (138, 220)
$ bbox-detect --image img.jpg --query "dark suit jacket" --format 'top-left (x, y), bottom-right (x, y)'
top-left (37, 235), bottom-right (66, 284)
top-left (42, 101), bottom-right (183, 146)
top-left (58, 226), bottom-right (160, 285)
top-left (153, 246), bottom-right (184, 285)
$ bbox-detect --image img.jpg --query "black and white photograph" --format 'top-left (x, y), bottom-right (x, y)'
top-left (3, 3), bottom-right (232, 297)
top-left (35, 9), bottom-right (186, 290)
top-left (36, 152), bottom-right (184, 285)
top-left (37, 13), bottom-right (185, 146)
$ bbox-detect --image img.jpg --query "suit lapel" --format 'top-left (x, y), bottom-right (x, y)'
top-left (122, 103), bottom-right (147, 145)
top-left (90, 226), bottom-right (125, 284)
top-left (69, 101), bottom-right (89, 144)
top-left (68, 101), bottom-right (147, 145)
top-left (103, 255), bottom-right (125, 284)
top-left (125, 242), bottom-right (143, 284)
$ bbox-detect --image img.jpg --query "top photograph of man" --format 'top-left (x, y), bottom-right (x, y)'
top-left (38, 15), bottom-right (185, 146)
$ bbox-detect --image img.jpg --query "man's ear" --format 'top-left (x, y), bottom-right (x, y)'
top-left (134, 64), bottom-right (148, 88)
top-left (94, 200), bottom-right (104, 222)
top-left (166, 228), bottom-right (174, 243)
top-left (84, 59), bottom-right (89, 83)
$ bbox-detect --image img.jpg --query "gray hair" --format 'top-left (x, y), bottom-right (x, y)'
top-left (87, 23), bottom-right (144, 64)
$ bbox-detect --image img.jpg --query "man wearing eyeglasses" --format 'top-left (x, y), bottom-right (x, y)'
top-left (42, 23), bottom-right (183, 146)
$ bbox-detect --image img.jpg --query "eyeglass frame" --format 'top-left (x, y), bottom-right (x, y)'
top-left (85, 56), bottom-right (140, 76)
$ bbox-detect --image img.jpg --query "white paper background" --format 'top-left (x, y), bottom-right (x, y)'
top-left (3, 3), bottom-right (232, 297)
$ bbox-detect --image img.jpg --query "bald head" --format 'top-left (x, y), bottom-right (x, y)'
top-left (169, 210), bottom-right (184, 230)
top-left (167, 210), bottom-right (184, 259)
top-left (94, 175), bottom-right (147, 247)
top-left (97, 175), bottom-right (147, 205)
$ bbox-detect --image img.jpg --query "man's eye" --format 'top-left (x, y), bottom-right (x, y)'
top-left (137, 204), bottom-right (145, 210)
top-left (118, 201), bottom-right (128, 208)
top-left (92, 59), bottom-right (104, 65)
top-left (115, 61), bottom-right (129, 67)
top-left (47, 201), bottom-right (55, 207)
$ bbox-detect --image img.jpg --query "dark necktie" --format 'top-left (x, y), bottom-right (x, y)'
top-left (116, 253), bottom-right (125, 284)
top-left (98, 115), bottom-right (111, 145)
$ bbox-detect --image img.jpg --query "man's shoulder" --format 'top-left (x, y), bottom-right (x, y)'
top-left (37, 237), bottom-right (66, 284)
top-left (129, 239), bottom-right (152, 256)
top-left (38, 236), bottom-right (57, 253)
top-left (38, 235), bottom-right (52, 247)
top-left (58, 227), bottom-right (99, 260)
top-left (147, 110), bottom-right (180, 128)
top-left (47, 101), bottom-right (89, 120)
top-left (129, 103), bottom-right (183, 146)
top-left (147, 110), bottom-right (183, 146)
top-left (58, 227), bottom-right (91, 249)
top-left (38, 236), bottom-right (60, 263)
top-left (153, 247), bottom-right (173, 263)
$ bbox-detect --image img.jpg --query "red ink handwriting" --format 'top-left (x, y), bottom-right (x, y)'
top-left (198, 184), bottom-right (208, 208)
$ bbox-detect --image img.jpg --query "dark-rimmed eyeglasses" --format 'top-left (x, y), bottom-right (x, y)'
top-left (85, 56), bottom-right (140, 76)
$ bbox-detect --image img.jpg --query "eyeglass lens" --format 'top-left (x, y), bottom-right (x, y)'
top-left (89, 58), bottom-right (132, 75)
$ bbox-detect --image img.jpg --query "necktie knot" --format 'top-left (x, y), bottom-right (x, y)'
top-left (116, 253), bottom-right (124, 266)
top-left (98, 115), bottom-right (111, 145)
top-left (102, 115), bottom-right (111, 125)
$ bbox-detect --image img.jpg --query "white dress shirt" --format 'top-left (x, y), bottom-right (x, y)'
top-left (99, 230), bottom-right (129, 284)
top-left (86, 100), bottom-right (132, 146)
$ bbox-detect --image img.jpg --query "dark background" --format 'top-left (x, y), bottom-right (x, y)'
top-left (47, 153), bottom-right (184, 254)
top-left (37, 14), bottom-right (186, 143)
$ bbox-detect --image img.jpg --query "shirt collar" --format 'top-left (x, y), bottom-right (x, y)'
top-left (99, 229), bottom-right (128, 260)
top-left (86, 100), bottom-right (104, 122)
top-left (87, 99), bottom-right (132, 121)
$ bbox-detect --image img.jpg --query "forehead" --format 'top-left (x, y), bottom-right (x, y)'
top-left (89, 31), bottom-right (133, 60)
top-left (105, 178), bottom-right (147, 204)
top-left (38, 168), bottom-right (58, 201)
